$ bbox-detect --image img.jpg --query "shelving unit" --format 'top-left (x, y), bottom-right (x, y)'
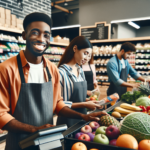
top-left (0, 33), bottom-right (68, 66)
top-left (91, 37), bottom-right (150, 86)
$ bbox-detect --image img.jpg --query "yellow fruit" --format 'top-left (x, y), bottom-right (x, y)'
top-left (111, 111), bottom-right (121, 118)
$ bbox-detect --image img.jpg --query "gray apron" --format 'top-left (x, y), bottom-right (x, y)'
top-left (107, 55), bottom-right (127, 98)
top-left (82, 64), bottom-right (94, 91)
top-left (5, 54), bottom-right (53, 150)
top-left (56, 70), bottom-right (87, 128)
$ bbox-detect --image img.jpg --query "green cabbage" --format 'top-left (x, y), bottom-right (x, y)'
top-left (136, 96), bottom-right (150, 107)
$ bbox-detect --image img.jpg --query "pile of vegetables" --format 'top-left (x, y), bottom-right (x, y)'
top-left (120, 91), bottom-right (146, 104)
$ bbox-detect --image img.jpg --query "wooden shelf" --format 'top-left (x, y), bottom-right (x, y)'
top-left (50, 41), bottom-right (68, 46)
top-left (0, 26), bottom-right (23, 34)
top-left (90, 36), bottom-right (150, 43)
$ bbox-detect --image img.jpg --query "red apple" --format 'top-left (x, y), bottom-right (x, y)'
top-left (75, 132), bottom-right (84, 139)
top-left (71, 142), bottom-right (87, 150)
top-left (81, 125), bottom-right (92, 133)
top-left (89, 121), bottom-right (100, 130)
top-left (109, 139), bottom-right (117, 146)
top-left (78, 134), bottom-right (90, 141)
top-left (106, 125), bottom-right (120, 139)
top-left (86, 132), bottom-right (95, 141)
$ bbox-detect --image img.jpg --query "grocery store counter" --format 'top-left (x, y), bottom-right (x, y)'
top-left (0, 101), bottom-right (123, 150)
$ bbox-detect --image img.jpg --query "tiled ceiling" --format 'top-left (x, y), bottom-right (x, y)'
top-left (51, 0), bottom-right (79, 13)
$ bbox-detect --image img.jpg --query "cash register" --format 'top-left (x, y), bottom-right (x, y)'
top-left (19, 124), bottom-right (67, 150)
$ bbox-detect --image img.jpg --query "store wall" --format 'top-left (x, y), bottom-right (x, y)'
top-left (79, 0), bottom-right (150, 26)
top-left (117, 23), bottom-right (136, 39)
top-left (52, 9), bottom-right (79, 27)
top-left (136, 26), bottom-right (150, 37)
top-left (0, 0), bottom-right (51, 19)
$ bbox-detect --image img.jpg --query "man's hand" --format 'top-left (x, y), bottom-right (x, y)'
top-left (32, 124), bottom-right (55, 133)
top-left (84, 101), bottom-right (103, 110)
top-left (87, 90), bottom-right (92, 96)
top-left (3, 119), bottom-right (55, 134)
top-left (131, 83), bottom-right (140, 89)
top-left (82, 111), bottom-right (108, 122)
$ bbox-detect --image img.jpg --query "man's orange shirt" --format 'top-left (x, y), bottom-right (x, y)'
top-left (0, 50), bottom-right (66, 129)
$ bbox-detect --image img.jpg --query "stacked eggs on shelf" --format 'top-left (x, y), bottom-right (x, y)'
top-left (135, 43), bottom-right (150, 76)
top-left (93, 44), bottom-right (122, 82)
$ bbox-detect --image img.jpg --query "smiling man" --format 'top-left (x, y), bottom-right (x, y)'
top-left (0, 12), bottom-right (107, 150)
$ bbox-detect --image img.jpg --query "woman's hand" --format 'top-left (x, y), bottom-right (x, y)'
top-left (87, 90), bottom-right (92, 96)
top-left (82, 111), bottom-right (108, 122)
top-left (84, 101), bottom-right (103, 111)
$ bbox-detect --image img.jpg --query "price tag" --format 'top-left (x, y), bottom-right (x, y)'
top-left (0, 48), bottom-right (3, 53)
top-left (141, 56), bottom-right (143, 58)
top-left (146, 56), bottom-right (149, 58)
top-left (100, 54), bottom-right (103, 56)
top-left (136, 50), bottom-right (139, 52)
top-left (7, 49), bottom-right (10, 51)
top-left (141, 50), bottom-right (144, 52)
top-left (136, 56), bottom-right (138, 58)
top-left (104, 54), bottom-right (106, 56)
top-left (108, 54), bottom-right (110, 56)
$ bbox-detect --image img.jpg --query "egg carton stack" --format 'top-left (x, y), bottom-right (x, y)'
top-left (135, 43), bottom-right (150, 77)
top-left (93, 45), bottom-right (121, 56)
top-left (93, 44), bottom-right (122, 84)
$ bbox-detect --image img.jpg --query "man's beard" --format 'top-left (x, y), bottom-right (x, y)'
top-left (121, 53), bottom-right (126, 60)
top-left (26, 40), bottom-right (49, 57)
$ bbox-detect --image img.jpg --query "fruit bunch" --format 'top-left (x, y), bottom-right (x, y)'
top-left (113, 103), bottom-right (142, 117)
top-left (89, 95), bottom-right (98, 101)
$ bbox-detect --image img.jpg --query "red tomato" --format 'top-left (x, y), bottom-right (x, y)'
top-left (90, 97), bottom-right (96, 100)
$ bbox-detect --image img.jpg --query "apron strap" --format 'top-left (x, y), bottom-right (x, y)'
top-left (17, 54), bottom-right (25, 83)
top-left (88, 63), bottom-right (93, 72)
top-left (115, 54), bottom-right (120, 73)
top-left (46, 66), bottom-right (52, 81)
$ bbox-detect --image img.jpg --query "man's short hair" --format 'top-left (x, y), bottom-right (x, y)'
top-left (120, 42), bottom-right (136, 52)
top-left (23, 12), bottom-right (52, 31)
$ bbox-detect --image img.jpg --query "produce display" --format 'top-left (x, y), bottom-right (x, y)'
top-left (120, 112), bottom-right (150, 142)
top-left (69, 96), bottom-right (150, 150)
top-left (99, 115), bottom-right (120, 128)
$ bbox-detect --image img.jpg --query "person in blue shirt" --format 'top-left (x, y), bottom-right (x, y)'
top-left (107, 42), bottom-right (148, 98)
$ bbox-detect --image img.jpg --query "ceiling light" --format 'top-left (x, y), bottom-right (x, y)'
top-left (64, 2), bottom-right (68, 6)
top-left (51, 24), bottom-right (81, 30)
top-left (111, 17), bottom-right (150, 23)
top-left (128, 21), bottom-right (140, 29)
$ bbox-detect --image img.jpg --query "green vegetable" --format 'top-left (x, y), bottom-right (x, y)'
top-left (120, 112), bottom-right (150, 142)
top-left (136, 96), bottom-right (150, 107)
top-left (138, 84), bottom-right (150, 96)
top-left (121, 91), bottom-right (145, 104)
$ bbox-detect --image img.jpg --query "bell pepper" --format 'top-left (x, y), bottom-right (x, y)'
top-left (139, 105), bottom-right (147, 113)
top-left (146, 106), bottom-right (150, 114)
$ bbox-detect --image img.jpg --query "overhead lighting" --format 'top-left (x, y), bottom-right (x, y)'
top-left (51, 24), bottom-right (81, 30)
top-left (111, 17), bottom-right (150, 23)
top-left (128, 21), bottom-right (140, 29)
top-left (64, 2), bottom-right (68, 6)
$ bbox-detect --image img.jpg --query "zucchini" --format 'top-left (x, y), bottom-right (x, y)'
top-left (120, 103), bottom-right (142, 111)
top-left (114, 107), bottom-right (135, 114)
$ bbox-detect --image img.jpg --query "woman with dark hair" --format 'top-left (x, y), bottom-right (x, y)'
top-left (82, 52), bottom-right (99, 97)
top-left (57, 36), bottom-right (102, 127)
